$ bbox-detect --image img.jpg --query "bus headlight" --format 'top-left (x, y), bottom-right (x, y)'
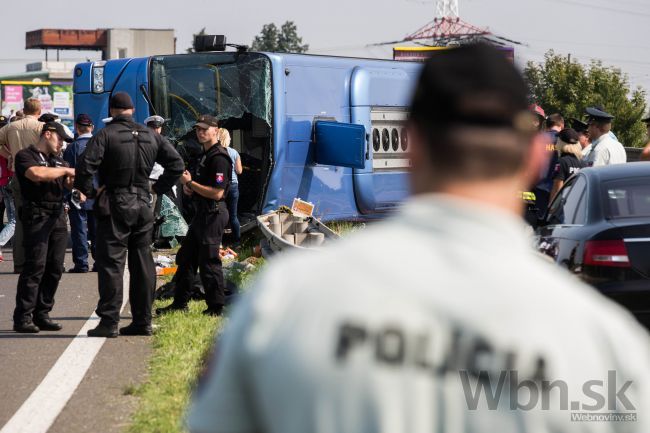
top-left (92, 61), bottom-right (106, 93)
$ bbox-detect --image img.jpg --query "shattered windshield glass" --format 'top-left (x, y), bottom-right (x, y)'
top-left (149, 52), bottom-right (272, 144)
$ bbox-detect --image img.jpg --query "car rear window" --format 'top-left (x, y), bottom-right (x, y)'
top-left (604, 179), bottom-right (650, 219)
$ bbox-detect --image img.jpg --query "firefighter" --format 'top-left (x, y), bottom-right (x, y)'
top-left (74, 92), bottom-right (184, 337)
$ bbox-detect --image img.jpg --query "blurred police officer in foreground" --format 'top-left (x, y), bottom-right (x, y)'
top-left (63, 114), bottom-right (96, 273)
top-left (582, 106), bottom-right (626, 166)
top-left (157, 115), bottom-right (231, 317)
top-left (75, 92), bottom-right (184, 337)
top-left (13, 122), bottom-right (74, 333)
top-left (187, 44), bottom-right (650, 433)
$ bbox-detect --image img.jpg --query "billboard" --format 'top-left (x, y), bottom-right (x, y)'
top-left (0, 80), bottom-right (73, 118)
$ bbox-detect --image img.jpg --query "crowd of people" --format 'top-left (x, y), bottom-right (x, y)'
top-left (0, 94), bottom-right (240, 335)
top-left (524, 102), bottom-right (629, 225)
top-left (1, 43), bottom-right (649, 430)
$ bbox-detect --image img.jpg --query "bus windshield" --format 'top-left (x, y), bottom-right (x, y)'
top-left (149, 52), bottom-right (272, 143)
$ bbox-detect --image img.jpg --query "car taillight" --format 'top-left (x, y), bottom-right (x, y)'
top-left (584, 240), bottom-right (630, 267)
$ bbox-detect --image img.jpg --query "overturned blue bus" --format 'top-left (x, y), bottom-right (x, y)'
top-left (73, 42), bottom-right (421, 226)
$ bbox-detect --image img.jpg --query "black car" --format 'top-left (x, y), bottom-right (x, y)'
top-left (536, 162), bottom-right (650, 325)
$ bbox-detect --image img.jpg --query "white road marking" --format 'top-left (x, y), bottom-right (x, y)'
top-left (0, 269), bottom-right (131, 433)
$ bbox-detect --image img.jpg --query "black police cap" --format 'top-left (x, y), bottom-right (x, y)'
top-left (42, 121), bottom-right (74, 142)
top-left (585, 106), bottom-right (614, 122)
top-left (0, 115), bottom-right (7, 127)
top-left (109, 92), bottom-right (134, 110)
top-left (409, 43), bottom-right (529, 130)
top-left (76, 113), bottom-right (94, 126)
top-left (569, 117), bottom-right (588, 133)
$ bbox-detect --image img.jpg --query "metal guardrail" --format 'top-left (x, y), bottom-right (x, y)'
top-left (625, 147), bottom-right (643, 162)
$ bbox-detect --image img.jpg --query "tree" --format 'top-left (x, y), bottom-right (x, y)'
top-left (251, 24), bottom-right (280, 52)
top-left (524, 51), bottom-right (647, 148)
top-left (251, 21), bottom-right (309, 53)
top-left (187, 27), bottom-right (207, 54)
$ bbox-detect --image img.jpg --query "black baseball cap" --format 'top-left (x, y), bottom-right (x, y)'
top-left (195, 114), bottom-right (219, 129)
top-left (42, 121), bottom-right (74, 142)
top-left (76, 113), bottom-right (94, 126)
top-left (409, 44), bottom-right (531, 131)
top-left (109, 92), bottom-right (134, 110)
top-left (0, 115), bottom-right (7, 127)
top-left (558, 128), bottom-right (580, 145)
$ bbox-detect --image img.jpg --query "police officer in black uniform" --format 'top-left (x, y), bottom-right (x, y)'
top-left (13, 122), bottom-right (75, 333)
top-left (157, 115), bottom-right (231, 316)
top-left (74, 92), bottom-right (184, 337)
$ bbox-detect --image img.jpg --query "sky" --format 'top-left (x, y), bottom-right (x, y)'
top-left (1, 0), bottom-right (650, 94)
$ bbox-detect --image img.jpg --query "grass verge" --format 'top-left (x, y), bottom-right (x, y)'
top-left (128, 252), bottom-right (266, 433)
top-left (127, 301), bottom-right (224, 433)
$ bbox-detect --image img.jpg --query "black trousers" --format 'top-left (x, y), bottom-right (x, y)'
top-left (173, 207), bottom-right (228, 309)
top-left (13, 209), bottom-right (67, 325)
top-left (95, 192), bottom-right (156, 326)
top-left (532, 187), bottom-right (551, 221)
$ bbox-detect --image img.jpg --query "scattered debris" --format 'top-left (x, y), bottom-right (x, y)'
top-left (158, 195), bottom-right (188, 245)
top-left (257, 207), bottom-right (340, 256)
top-left (154, 254), bottom-right (177, 277)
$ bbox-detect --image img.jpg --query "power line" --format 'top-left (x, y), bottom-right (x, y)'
top-left (521, 38), bottom-right (650, 52)
top-left (540, 0), bottom-right (650, 18)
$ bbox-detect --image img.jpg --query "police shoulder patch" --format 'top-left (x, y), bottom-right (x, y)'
top-left (216, 173), bottom-right (225, 184)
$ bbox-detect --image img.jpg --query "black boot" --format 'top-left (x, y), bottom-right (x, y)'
top-left (202, 306), bottom-right (223, 317)
top-left (155, 302), bottom-right (188, 315)
top-left (119, 323), bottom-right (153, 336)
top-left (87, 322), bottom-right (118, 338)
top-left (33, 317), bottom-right (63, 331)
top-left (14, 322), bottom-right (40, 333)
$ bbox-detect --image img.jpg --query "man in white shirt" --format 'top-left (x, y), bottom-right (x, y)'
top-left (582, 106), bottom-right (627, 167)
top-left (187, 45), bottom-right (650, 433)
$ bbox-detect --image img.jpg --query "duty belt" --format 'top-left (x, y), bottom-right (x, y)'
top-left (196, 198), bottom-right (226, 214)
top-left (24, 201), bottom-right (63, 215)
top-left (107, 184), bottom-right (151, 195)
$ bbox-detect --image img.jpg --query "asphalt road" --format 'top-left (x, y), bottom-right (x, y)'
top-left (0, 249), bottom-right (151, 433)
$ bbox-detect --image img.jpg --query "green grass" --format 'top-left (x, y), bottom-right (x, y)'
top-left (328, 220), bottom-right (366, 236)
top-left (127, 219), bottom-right (352, 432)
top-left (127, 301), bottom-right (225, 433)
top-left (127, 251), bottom-right (266, 433)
